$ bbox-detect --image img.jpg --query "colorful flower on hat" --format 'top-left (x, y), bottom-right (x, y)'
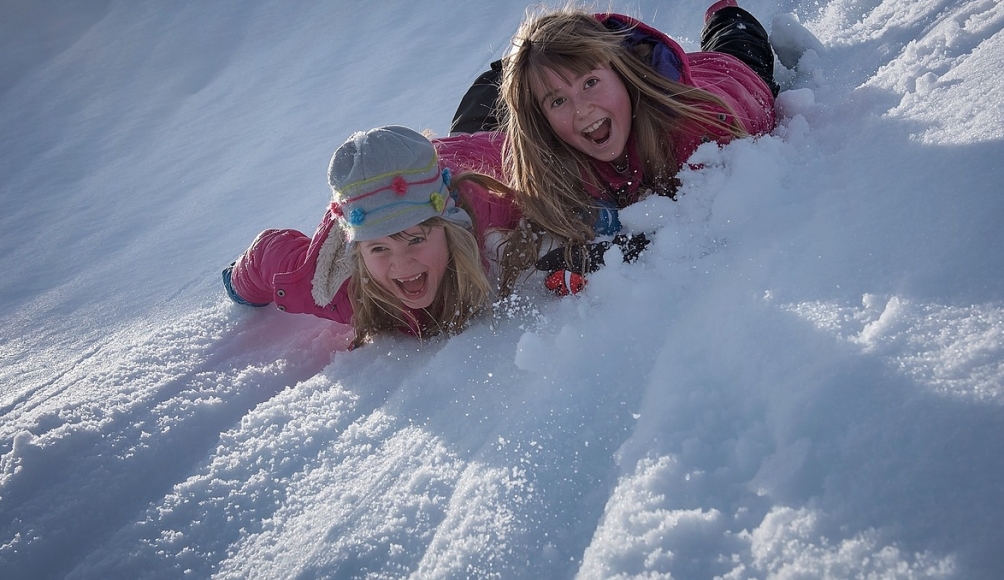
top-left (441, 167), bottom-right (452, 188)
top-left (329, 201), bottom-right (344, 218)
top-left (392, 175), bottom-right (408, 195)
top-left (430, 192), bottom-right (445, 212)
top-left (348, 207), bottom-right (366, 225)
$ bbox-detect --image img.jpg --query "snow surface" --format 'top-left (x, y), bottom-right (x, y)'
top-left (2, 0), bottom-right (1004, 578)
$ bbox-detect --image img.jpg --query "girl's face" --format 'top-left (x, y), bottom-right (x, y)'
top-left (534, 63), bottom-right (632, 163)
top-left (359, 224), bottom-right (450, 310)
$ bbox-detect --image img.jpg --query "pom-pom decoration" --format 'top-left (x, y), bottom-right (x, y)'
top-left (391, 175), bottom-right (408, 195)
top-left (348, 207), bottom-right (366, 225)
top-left (430, 192), bottom-right (446, 212)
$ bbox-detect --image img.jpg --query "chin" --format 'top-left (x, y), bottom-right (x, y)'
top-left (586, 143), bottom-right (627, 162)
top-left (402, 295), bottom-right (435, 310)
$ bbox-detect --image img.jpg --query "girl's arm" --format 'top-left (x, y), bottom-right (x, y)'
top-left (226, 229), bottom-right (311, 307)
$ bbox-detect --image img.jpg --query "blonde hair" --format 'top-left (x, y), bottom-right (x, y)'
top-left (500, 7), bottom-right (747, 273)
top-left (346, 172), bottom-right (515, 348)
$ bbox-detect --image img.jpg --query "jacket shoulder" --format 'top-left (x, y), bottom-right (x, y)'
top-left (433, 132), bottom-right (505, 180)
top-left (687, 51), bottom-right (776, 135)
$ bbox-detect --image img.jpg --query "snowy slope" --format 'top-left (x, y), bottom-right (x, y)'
top-left (2, 0), bottom-right (1003, 578)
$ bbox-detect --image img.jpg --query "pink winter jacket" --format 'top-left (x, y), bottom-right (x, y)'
top-left (589, 13), bottom-right (777, 206)
top-left (229, 131), bottom-right (520, 327)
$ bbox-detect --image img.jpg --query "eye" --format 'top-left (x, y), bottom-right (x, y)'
top-left (584, 77), bottom-right (599, 89)
top-left (407, 235), bottom-right (426, 245)
top-left (366, 245), bottom-right (387, 254)
top-left (549, 96), bottom-right (566, 109)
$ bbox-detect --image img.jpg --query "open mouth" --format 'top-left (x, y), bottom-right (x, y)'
top-left (582, 118), bottom-right (611, 145)
top-left (394, 272), bottom-right (428, 298)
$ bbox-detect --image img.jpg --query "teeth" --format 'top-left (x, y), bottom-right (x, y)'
top-left (396, 273), bottom-right (423, 283)
top-left (583, 119), bottom-right (605, 134)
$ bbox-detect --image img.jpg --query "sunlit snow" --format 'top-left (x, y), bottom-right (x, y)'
top-left (2, 0), bottom-right (1003, 578)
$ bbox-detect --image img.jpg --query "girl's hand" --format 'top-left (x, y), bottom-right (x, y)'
top-left (535, 234), bottom-right (650, 274)
top-left (537, 233), bottom-right (650, 297)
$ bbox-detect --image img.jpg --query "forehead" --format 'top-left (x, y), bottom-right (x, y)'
top-left (535, 66), bottom-right (573, 90)
top-left (529, 62), bottom-right (611, 99)
top-left (359, 223), bottom-right (442, 246)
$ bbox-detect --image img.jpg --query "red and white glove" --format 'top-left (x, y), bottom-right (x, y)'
top-left (544, 269), bottom-right (587, 296)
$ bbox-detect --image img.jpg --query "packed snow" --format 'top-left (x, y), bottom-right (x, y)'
top-left (2, 0), bottom-right (1003, 578)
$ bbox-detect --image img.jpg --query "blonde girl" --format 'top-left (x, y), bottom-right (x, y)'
top-left (224, 126), bottom-right (520, 348)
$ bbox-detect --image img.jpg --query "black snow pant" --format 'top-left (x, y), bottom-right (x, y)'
top-left (449, 8), bottom-right (779, 134)
top-left (449, 59), bottom-right (504, 135)
top-left (700, 6), bottom-right (780, 97)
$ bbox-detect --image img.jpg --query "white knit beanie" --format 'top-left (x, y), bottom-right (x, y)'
top-left (327, 125), bottom-right (471, 241)
top-left (310, 126), bottom-right (473, 307)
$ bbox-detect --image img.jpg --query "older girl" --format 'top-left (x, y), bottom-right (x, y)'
top-left (499, 2), bottom-right (778, 293)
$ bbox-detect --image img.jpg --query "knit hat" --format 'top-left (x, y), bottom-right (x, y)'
top-left (309, 126), bottom-right (473, 308)
top-left (327, 125), bottom-right (472, 241)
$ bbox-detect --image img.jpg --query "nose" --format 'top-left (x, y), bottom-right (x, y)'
top-left (571, 93), bottom-right (592, 119)
top-left (388, 250), bottom-right (417, 274)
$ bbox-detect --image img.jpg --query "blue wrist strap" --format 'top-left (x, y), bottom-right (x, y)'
top-left (594, 200), bottom-right (622, 236)
top-left (222, 264), bottom-right (268, 307)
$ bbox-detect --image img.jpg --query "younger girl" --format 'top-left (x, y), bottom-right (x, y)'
top-left (223, 125), bottom-right (519, 348)
top-left (500, 2), bottom-right (779, 292)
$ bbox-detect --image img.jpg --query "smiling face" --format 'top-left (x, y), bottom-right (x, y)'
top-left (358, 223), bottom-right (450, 310)
top-left (534, 63), bottom-right (633, 163)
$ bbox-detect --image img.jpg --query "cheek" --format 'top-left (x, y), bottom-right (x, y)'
top-left (540, 107), bottom-right (558, 128)
top-left (543, 109), bottom-right (574, 139)
top-left (360, 254), bottom-right (387, 279)
top-left (424, 237), bottom-right (451, 281)
top-left (610, 81), bottom-right (632, 118)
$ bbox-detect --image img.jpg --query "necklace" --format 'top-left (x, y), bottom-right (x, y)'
top-left (610, 157), bottom-right (629, 174)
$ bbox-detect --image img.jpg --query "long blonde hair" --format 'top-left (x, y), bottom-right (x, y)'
top-left (347, 172), bottom-right (515, 347)
top-left (500, 7), bottom-right (747, 271)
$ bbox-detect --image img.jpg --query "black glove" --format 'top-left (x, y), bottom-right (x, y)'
top-left (535, 234), bottom-right (650, 274)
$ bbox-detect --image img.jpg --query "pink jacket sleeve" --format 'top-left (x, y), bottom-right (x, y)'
top-left (229, 228), bottom-right (311, 307)
top-left (435, 131), bottom-right (506, 181)
top-left (434, 131), bottom-right (521, 260)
